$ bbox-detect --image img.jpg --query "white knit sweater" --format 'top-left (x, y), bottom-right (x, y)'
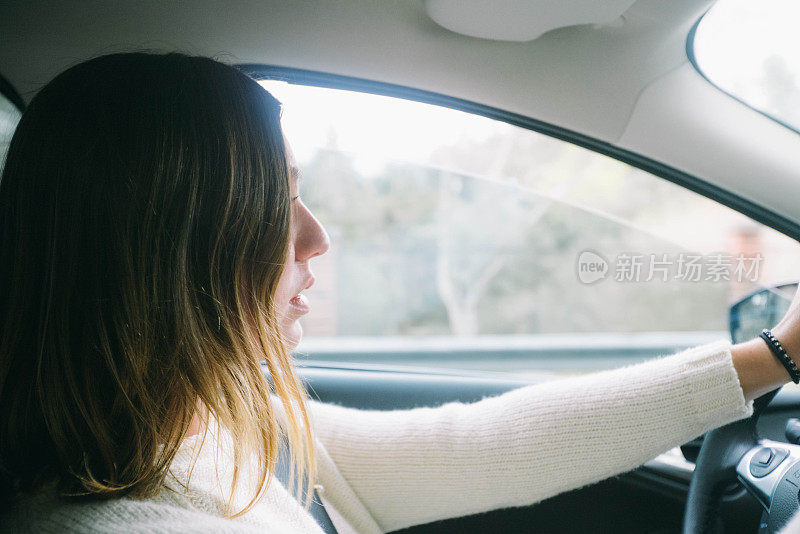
top-left (5, 340), bottom-right (800, 533)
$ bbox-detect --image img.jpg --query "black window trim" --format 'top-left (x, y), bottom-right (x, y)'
top-left (240, 63), bottom-right (800, 244)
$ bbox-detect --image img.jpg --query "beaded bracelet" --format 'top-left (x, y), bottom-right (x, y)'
top-left (760, 329), bottom-right (800, 384)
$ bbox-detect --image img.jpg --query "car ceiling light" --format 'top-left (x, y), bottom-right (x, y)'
top-left (424, 0), bottom-right (637, 42)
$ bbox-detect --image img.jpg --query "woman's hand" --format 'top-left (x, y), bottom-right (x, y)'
top-left (731, 285), bottom-right (800, 402)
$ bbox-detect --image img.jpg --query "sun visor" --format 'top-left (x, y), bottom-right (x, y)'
top-left (424, 0), bottom-right (637, 42)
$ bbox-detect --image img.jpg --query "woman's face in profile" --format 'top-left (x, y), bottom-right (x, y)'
top-left (274, 138), bottom-right (330, 348)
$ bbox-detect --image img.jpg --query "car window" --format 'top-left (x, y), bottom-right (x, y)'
top-left (261, 80), bottom-right (800, 378)
top-left (0, 90), bottom-right (21, 172)
top-left (692, 0), bottom-right (800, 133)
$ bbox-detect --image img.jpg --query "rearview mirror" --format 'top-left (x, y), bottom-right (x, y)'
top-left (729, 282), bottom-right (798, 344)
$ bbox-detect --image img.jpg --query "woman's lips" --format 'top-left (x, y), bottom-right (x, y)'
top-left (288, 292), bottom-right (310, 315)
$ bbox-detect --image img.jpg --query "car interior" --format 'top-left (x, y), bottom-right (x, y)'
top-left (3, 1), bottom-right (800, 532)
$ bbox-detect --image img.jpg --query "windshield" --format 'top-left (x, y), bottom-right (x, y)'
top-left (692, 0), bottom-right (800, 132)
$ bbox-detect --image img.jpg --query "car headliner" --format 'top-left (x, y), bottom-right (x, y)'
top-left (1, 0), bottom-right (799, 234)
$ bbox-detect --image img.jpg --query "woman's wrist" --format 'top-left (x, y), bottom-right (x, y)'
top-left (772, 321), bottom-right (800, 365)
top-left (759, 329), bottom-right (800, 384)
top-left (732, 285), bottom-right (800, 402)
top-left (731, 336), bottom-right (793, 403)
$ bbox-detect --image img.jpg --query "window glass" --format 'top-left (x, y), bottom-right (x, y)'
top-left (692, 0), bottom-right (800, 132)
top-left (261, 80), bottom-right (800, 377)
top-left (0, 92), bottom-right (21, 172)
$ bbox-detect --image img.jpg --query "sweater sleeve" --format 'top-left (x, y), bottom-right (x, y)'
top-left (308, 340), bottom-right (754, 532)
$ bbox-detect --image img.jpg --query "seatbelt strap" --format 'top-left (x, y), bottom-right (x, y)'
top-left (275, 439), bottom-right (339, 534)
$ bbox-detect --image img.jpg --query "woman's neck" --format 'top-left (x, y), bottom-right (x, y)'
top-left (186, 403), bottom-right (209, 437)
top-left (186, 412), bottom-right (204, 437)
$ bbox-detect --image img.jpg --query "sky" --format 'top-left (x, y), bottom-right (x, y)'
top-left (260, 80), bottom-right (504, 175)
top-left (693, 0), bottom-right (800, 128)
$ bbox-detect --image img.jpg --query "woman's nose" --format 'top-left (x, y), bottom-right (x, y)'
top-left (294, 203), bottom-right (330, 263)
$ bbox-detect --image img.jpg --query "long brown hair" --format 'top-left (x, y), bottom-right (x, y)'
top-left (0, 52), bottom-right (314, 515)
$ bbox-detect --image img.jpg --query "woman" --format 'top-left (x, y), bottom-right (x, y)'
top-left (1, 52), bottom-right (799, 533)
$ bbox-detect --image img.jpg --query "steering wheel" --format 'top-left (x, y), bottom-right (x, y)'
top-left (683, 389), bottom-right (800, 533)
